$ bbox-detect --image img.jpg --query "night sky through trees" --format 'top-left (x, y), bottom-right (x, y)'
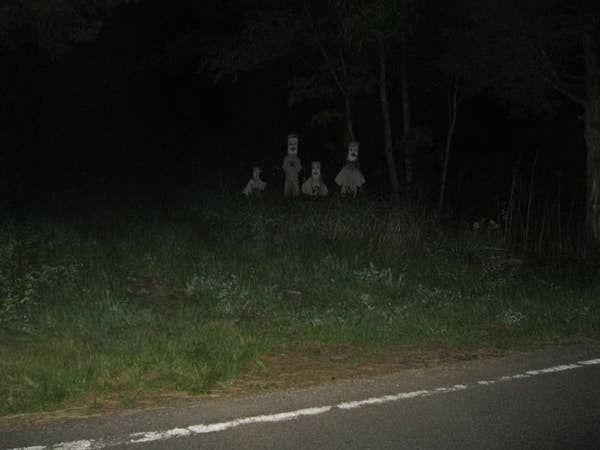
top-left (0, 0), bottom-right (592, 229)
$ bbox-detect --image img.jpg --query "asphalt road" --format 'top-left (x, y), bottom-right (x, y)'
top-left (2, 342), bottom-right (600, 449)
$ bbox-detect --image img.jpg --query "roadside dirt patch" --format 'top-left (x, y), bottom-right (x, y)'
top-left (223, 342), bottom-right (508, 395)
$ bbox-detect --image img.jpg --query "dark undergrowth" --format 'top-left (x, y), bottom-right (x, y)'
top-left (1, 191), bottom-right (599, 416)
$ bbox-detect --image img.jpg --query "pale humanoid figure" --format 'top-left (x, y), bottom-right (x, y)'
top-left (335, 141), bottom-right (365, 197)
top-left (282, 134), bottom-right (302, 198)
top-left (301, 161), bottom-right (329, 197)
top-left (242, 166), bottom-right (267, 196)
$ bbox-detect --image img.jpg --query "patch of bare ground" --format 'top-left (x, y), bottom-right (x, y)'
top-left (221, 342), bottom-right (515, 402)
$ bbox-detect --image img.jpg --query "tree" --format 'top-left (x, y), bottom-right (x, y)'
top-left (341, 0), bottom-right (412, 202)
top-left (199, 1), bottom-right (408, 199)
top-left (479, 0), bottom-right (600, 244)
top-left (301, 1), bottom-right (360, 143)
top-left (0, 0), bottom-right (137, 203)
top-left (437, 72), bottom-right (459, 214)
top-left (0, 0), bottom-right (136, 58)
top-left (199, 1), bottom-right (361, 140)
top-left (432, 0), bottom-right (494, 214)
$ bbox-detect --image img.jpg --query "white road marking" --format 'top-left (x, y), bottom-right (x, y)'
top-left (186, 406), bottom-right (332, 435)
top-left (55, 442), bottom-right (93, 450)
top-left (7, 357), bottom-right (600, 450)
top-left (129, 428), bottom-right (191, 443)
top-left (525, 363), bottom-right (581, 375)
top-left (579, 358), bottom-right (600, 365)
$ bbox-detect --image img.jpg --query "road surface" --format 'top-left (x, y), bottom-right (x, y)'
top-left (2, 342), bottom-right (600, 449)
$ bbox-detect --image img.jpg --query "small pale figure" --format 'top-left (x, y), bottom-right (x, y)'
top-left (242, 166), bottom-right (267, 196)
top-left (302, 161), bottom-right (329, 197)
top-left (282, 133), bottom-right (302, 198)
top-left (335, 141), bottom-right (365, 197)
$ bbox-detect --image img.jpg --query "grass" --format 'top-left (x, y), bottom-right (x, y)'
top-left (1, 191), bottom-right (599, 417)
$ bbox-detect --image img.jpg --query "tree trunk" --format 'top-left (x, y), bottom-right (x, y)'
top-left (400, 32), bottom-right (413, 199)
top-left (313, 36), bottom-right (355, 143)
top-left (583, 27), bottom-right (600, 244)
top-left (343, 95), bottom-right (356, 142)
top-left (339, 50), bottom-right (356, 142)
top-left (541, 13), bottom-right (600, 245)
top-left (584, 108), bottom-right (600, 243)
top-left (377, 37), bottom-right (400, 202)
top-left (438, 73), bottom-right (459, 214)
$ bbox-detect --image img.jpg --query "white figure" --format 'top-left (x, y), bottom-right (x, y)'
top-left (335, 141), bottom-right (365, 197)
top-left (282, 133), bottom-right (302, 198)
top-left (242, 166), bottom-right (267, 196)
top-left (302, 161), bottom-right (329, 197)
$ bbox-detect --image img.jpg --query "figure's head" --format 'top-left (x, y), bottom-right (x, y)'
top-left (347, 141), bottom-right (360, 162)
top-left (287, 134), bottom-right (299, 155)
top-left (252, 166), bottom-right (261, 179)
top-left (311, 161), bottom-right (321, 179)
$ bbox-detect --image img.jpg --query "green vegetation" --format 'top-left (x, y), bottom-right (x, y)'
top-left (1, 193), bottom-right (599, 417)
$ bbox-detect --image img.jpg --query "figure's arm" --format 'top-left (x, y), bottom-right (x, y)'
top-left (242, 180), bottom-right (253, 196)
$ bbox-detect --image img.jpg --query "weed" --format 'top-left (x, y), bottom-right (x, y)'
top-left (1, 194), bottom-right (599, 416)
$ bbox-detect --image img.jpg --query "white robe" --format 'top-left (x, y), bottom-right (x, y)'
top-left (243, 177), bottom-right (267, 196)
top-left (282, 154), bottom-right (302, 197)
top-left (301, 177), bottom-right (329, 197)
top-left (335, 162), bottom-right (365, 196)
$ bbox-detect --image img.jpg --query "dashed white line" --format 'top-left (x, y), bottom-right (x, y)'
top-left (578, 358), bottom-right (600, 365)
top-left (526, 363), bottom-right (581, 375)
top-left (7, 357), bottom-right (600, 450)
top-left (129, 428), bottom-right (191, 443)
top-left (337, 390), bottom-right (430, 410)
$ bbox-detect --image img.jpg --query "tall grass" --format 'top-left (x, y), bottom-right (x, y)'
top-left (495, 152), bottom-right (592, 259)
top-left (1, 191), bottom-right (599, 416)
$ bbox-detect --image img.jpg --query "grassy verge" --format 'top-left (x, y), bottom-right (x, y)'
top-left (1, 193), bottom-right (599, 417)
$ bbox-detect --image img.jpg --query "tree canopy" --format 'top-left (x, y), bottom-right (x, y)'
top-left (0, 0), bottom-right (137, 58)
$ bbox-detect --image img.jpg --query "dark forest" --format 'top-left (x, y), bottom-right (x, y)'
top-left (2, 0), bottom-right (598, 245)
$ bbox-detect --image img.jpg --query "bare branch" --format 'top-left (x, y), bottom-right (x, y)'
top-left (301, 2), bottom-right (347, 98)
